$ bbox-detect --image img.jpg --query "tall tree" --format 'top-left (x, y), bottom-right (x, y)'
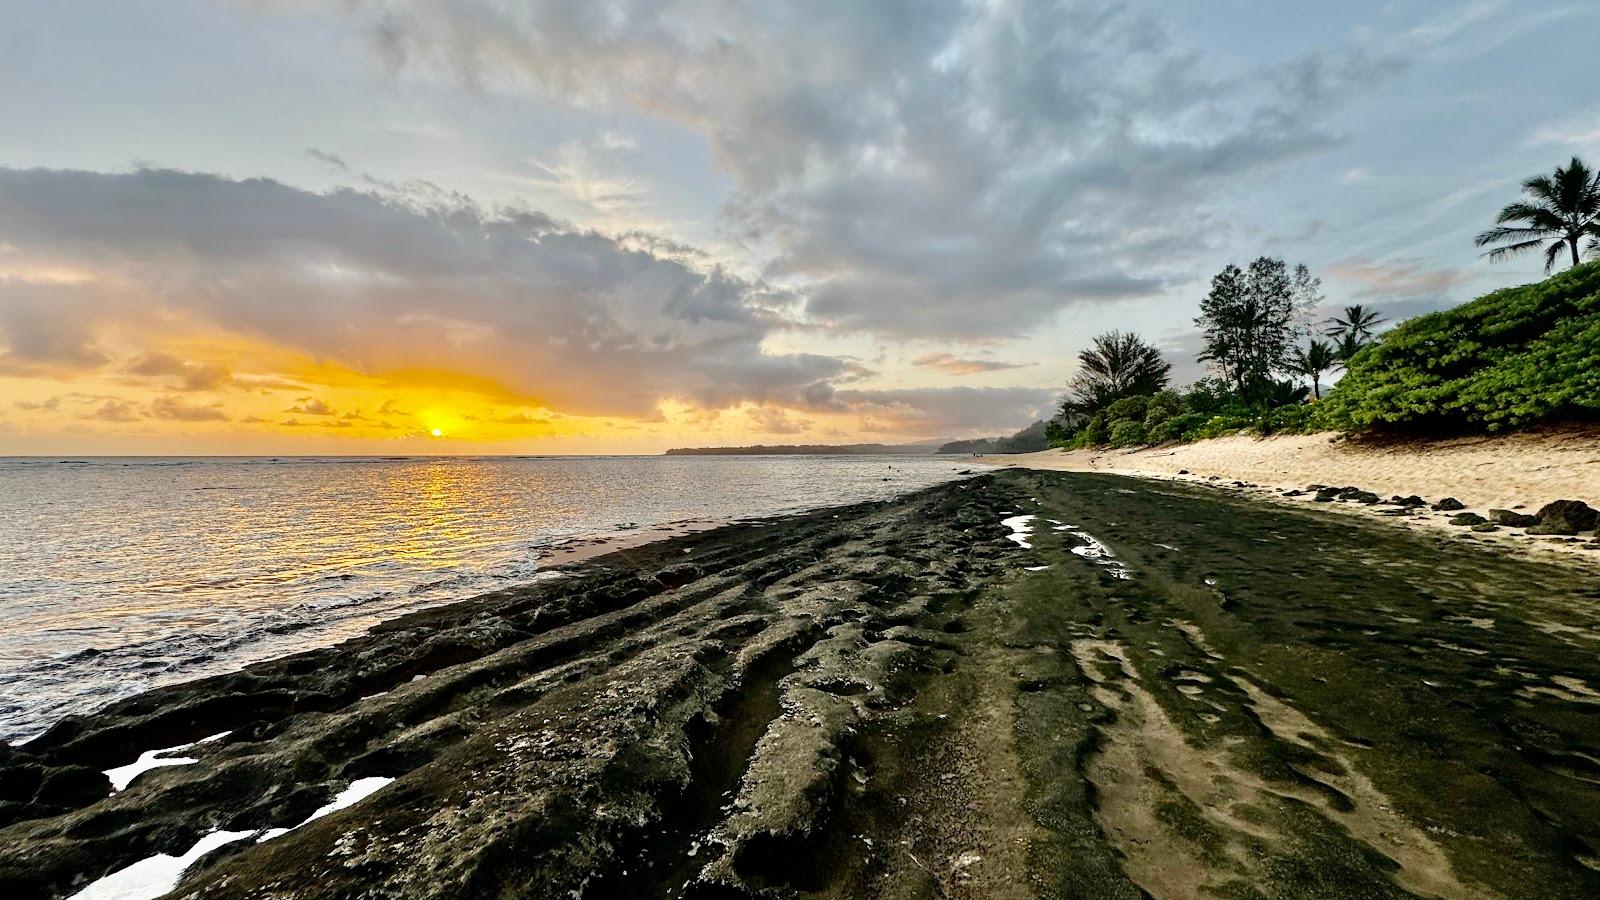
top-left (1324, 305), bottom-right (1386, 342)
top-left (1475, 156), bottom-right (1600, 272)
top-left (1195, 257), bottom-right (1321, 397)
top-left (1291, 339), bottom-right (1339, 400)
top-left (1067, 330), bottom-right (1171, 412)
top-left (1332, 330), bottom-right (1367, 367)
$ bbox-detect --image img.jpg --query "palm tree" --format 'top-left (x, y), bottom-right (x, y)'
top-left (1323, 305), bottom-right (1385, 341)
top-left (1475, 156), bottom-right (1600, 272)
top-left (1068, 330), bottom-right (1172, 411)
top-left (1291, 339), bottom-right (1339, 400)
top-left (1332, 331), bottom-right (1367, 368)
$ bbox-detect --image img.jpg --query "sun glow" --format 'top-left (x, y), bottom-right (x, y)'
top-left (430, 428), bottom-right (444, 437)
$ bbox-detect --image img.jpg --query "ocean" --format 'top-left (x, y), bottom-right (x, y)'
top-left (0, 455), bottom-right (974, 742)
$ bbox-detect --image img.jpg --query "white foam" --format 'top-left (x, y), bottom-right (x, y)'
top-left (68, 829), bottom-right (254, 900)
top-left (256, 776), bottom-right (394, 844)
top-left (1001, 514), bottom-right (1036, 549)
top-left (105, 732), bottom-right (230, 792)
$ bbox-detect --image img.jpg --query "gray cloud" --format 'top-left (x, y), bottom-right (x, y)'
top-left (828, 386), bottom-right (1057, 435)
top-left (0, 166), bottom-right (851, 420)
top-left (0, 166), bottom-right (1050, 434)
top-left (304, 0), bottom-right (1408, 339)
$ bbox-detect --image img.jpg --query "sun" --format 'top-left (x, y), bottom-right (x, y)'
top-left (430, 428), bottom-right (443, 437)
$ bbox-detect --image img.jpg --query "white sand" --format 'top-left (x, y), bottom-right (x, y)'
top-left (978, 428), bottom-right (1600, 561)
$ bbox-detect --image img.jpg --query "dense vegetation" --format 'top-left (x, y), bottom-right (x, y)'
top-left (1318, 261), bottom-right (1600, 431)
top-left (1044, 157), bottom-right (1600, 451)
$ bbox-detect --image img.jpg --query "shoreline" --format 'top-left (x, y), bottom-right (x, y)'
top-left (4, 471), bottom-right (1599, 898)
top-left (977, 427), bottom-right (1600, 563)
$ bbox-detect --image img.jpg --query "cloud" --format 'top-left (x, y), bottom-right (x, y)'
top-left (86, 399), bottom-right (141, 422)
top-left (306, 148), bottom-right (351, 171)
top-left (149, 395), bottom-right (230, 421)
top-left (286, 397), bottom-right (336, 416)
top-left (308, 0), bottom-right (1409, 340)
top-left (493, 411), bottom-right (552, 426)
top-left (126, 352), bottom-right (233, 390)
top-left (0, 166), bottom-right (853, 421)
top-left (745, 405), bottom-right (811, 434)
top-left (911, 353), bottom-right (1028, 376)
top-left (14, 396), bottom-right (61, 411)
top-left (1325, 257), bottom-right (1469, 300)
top-left (828, 386), bottom-right (1056, 435)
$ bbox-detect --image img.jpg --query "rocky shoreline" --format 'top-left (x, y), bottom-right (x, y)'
top-left (3, 471), bottom-right (1600, 898)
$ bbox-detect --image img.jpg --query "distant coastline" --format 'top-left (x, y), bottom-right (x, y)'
top-left (664, 442), bottom-right (941, 456)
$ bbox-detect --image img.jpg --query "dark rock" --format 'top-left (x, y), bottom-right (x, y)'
top-left (1432, 498), bottom-right (1465, 511)
top-left (1449, 513), bottom-right (1488, 527)
top-left (1471, 523), bottom-right (1499, 533)
top-left (0, 763), bottom-right (43, 803)
top-left (1178, 469), bottom-right (1189, 475)
top-left (1282, 489), bottom-right (1305, 497)
top-left (1346, 491), bottom-right (1381, 505)
top-left (1488, 509), bottom-right (1541, 528)
top-left (1527, 499), bottom-right (1599, 536)
top-left (1377, 509), bottom-right (1411, 516)
top-left (32, 766), bottom-right (110, 806)
top-left (1388, 495), bottom-right (1426, 508)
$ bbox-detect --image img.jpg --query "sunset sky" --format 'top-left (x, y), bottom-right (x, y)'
top-left (2, 0), bottom-right (1597, 454)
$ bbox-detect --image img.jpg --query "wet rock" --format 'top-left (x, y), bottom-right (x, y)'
top-left (1449, 513), bottom-right (1488, 527)
top-left (32, 765), bottom-right (110, 806)
top-left (1432, 498), bottom-right (1465, 511)
top-left (1527, 500), bottom-right (1599, 536)
top-left (1488, 509), bottom-right (1541, 528)
top-left (1388, 495), bottom-right (1426, 508)
top-left (1178, 469), bottom-right (1189, 475)
top-left (1345, 490), bottom-right (1381, 504)
top-left (1471, 523), bottom-right (1499, 533)
top-left (1282, 489), bottom-right (1305, 497)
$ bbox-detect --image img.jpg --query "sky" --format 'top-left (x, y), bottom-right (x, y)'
top-left (0, 0), bottom-right (1596, 455)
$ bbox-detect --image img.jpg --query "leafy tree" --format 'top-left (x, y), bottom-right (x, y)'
top-left (1066, 330), bottom-right (1171, 412)
top-left (1195, 258), bottom-right (1321, 397)
top-left (1475, 156), bottom-right (1600, 272)
top-left (1291, 339), bottom-right (1339, 400)
top-left (1324, 305), bottom-right (1386, 341)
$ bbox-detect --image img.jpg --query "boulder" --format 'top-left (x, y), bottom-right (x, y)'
top-left (1527, 500), bottom-right (1599, 536)
top-left (1471, 523), bottom-right (1499, 533)
top-left (1488, 509), bottom-right (1541, 528)
top-left (1449, 512), bottom-right (1488, 527)
top-left (1389, 495), bottom-right (1426, 508)
top-left (1432, 498), bottom-right (1465, 511)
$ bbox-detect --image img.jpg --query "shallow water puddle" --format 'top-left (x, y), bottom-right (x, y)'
top-left (105, 731), bottom-right (230, 792)
top-left (1023, 565), bottom-right (1051, 572)
top-left (1000, 514), bottom-right (1036, 549)
top-left (1055, 524), bottom-right (1131, 579)
top-left (257, 776), bottom-right (395, 843)
top-left (67, 829), bottom-right (255, 900)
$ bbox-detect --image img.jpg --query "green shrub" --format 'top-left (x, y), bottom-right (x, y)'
top-left (1142, 390), bottom-right (1184, 434)
top-left (1319, 262), bottom-right (1600, 431)
top-left (1254, 403), bottom-right (1315, 435)
top-left (1182, 413), bottom-right (1252, 442)
top-left (1108, 419), bottom-right (1148, 447)
top-left (1150, 411), bottom-right (1207, 443)
top-left (1103, 394), bottom-right (1151, 425)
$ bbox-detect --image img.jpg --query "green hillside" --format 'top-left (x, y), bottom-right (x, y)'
top-left (1319, 262), bottom-right (1600, 431)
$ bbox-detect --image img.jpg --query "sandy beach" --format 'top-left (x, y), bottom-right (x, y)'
top-left (978, 428), bottom-right (1600, 559)
top-left (6, 470), bottom-right (1600, 898)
